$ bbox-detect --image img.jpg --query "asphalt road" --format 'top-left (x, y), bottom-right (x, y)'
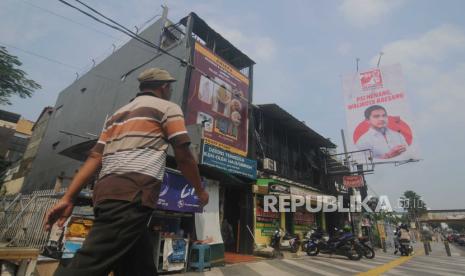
top-left (182, 242), bottom-right (465, 275)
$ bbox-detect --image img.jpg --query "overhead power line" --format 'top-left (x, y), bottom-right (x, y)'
top-left (0, 41), bottom-right (122, 83)
top-left (21, 0), bottom-right (122, 41)
top-left (0, 42), bottom-right (81, 70)
top-left (57, 0), bottom-right (250, 102)
top-left (58, 0), bottom-right (188, 66)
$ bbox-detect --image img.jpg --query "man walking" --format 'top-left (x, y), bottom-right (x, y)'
top-left (45, 68), bottom-right (209, 276)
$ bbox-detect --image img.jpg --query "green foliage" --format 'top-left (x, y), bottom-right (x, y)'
top-left (0, 46), bottom-right (41, 105)
top-left (400, 190), bottom-right (427, 216)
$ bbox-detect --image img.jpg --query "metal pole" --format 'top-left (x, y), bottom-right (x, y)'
top-left (424, 241), bottom-right (429, 255)
top-left (444, 240), bottom-right (451, 257)
top-left (341, 129), bottom-right (355, 233)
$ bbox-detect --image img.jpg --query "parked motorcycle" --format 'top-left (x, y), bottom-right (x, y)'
top-left (358, 236), bottom-right (375, 259)
top-left (305, 227), bottom-right (363, 260)
top-left (270, 228), bottom-right (300, 253)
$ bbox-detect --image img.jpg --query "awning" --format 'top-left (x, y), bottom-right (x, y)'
top-left (58, 139), bottom-right (97, 161)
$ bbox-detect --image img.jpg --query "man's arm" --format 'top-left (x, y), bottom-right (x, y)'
top-left (44, 152), bottom-right (102, 231)
top-left (173, 144), bottom-right (209, 206)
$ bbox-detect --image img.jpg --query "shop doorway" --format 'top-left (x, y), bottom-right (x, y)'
top-left (221, 186), bottom-right (241, 252)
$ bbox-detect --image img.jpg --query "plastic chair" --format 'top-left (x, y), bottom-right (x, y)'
top-left (189, 244), bottom-right (211, 272)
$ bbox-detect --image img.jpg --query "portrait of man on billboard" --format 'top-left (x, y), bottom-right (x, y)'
top-left (355, 105), bottom-right (409, 159)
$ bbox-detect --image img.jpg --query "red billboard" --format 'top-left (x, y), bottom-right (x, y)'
top-left (343, 175), bottom-right (364, 188)
top-left (342, 64), bottom-right (419, 163)
top-left (185, 42), bottom-right (249, 156)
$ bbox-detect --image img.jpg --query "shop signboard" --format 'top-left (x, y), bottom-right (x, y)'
top-left (157, 172), bottom-right (204, 213)
top-left (268, 182), bottom-right (290, 195)
top-left (342, 64), bottom-right (419, 163)
top-left (201, 143), bottom-right (257, 179)
top-left (256, 203), bottom-right (280, 236)
top-left (293, 210), bottom-right (315, 233)
top-left (186, 42), bottom-right (249, 156)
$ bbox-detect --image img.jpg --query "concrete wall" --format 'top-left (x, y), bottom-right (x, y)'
top-left (22, 17), bottom-right (193, 193)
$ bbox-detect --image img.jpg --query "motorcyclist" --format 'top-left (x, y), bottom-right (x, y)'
top-left (395, 223), bottom-right (411, 255)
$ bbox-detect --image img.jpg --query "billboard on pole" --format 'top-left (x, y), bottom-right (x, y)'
top-left (342, 64), bottom-right (419, 163)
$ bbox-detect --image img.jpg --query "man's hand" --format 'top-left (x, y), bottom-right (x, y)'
top-left (384, 145), bottom-right (407, 159)
top-left (196, 189), bottom-right (209, 207)
top-left (44, 198), bottom-right (74, 231)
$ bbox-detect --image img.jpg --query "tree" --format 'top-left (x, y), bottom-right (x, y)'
top-left (400, 190), bottom-right (427, 228)
top-left (401, 190), bottom-right (427, 215)
top-left (0, 46), bottom-right (41, 105)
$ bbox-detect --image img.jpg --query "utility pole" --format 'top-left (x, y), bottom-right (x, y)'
top-left (341, 129), bottom-right (356, 233)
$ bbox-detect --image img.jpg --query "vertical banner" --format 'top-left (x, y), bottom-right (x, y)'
top-left (186, 42), bottom-right (249, 156)
top-left (342, 64), bottom-right (419, 163)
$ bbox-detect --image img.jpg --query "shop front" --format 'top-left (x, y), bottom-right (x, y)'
top-left (253, 178), bottom-right (328, 247)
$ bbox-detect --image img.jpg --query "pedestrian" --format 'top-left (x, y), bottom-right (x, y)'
top-left (44, 68), bottom-right (209, 276)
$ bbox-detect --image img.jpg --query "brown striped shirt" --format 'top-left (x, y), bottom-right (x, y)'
top-left (91, 92), bottom-right (190, 208)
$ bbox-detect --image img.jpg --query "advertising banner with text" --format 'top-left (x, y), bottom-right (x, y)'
top-left (342, 64), bottom-right (419, 163)
top-left (186, 42), bottom-right (249, 156)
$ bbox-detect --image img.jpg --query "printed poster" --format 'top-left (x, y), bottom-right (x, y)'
top-left (342, 64), bottom-right (419, 163)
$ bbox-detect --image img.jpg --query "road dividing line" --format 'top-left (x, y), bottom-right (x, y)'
top-left (282, 259), bottom-right (339, 276)
top-left (246, 261), bottom-right (294, 276)
top-left (357, 248), bottom-right (424, 276)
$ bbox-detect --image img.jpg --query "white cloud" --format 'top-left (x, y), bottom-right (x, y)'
top-left (370, 25), bottom-right (465, 128)
top-left (339, 0), bottom-right (405, 28)
top-left (367, 25), bottom-right (465, 209)
top-left (208, 21), bottom-right (277, 63)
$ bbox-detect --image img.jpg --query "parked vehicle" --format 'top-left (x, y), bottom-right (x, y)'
top-left (358, 236), bottom-right (375, 259)
top-left (457, 235), bottom-right (465, 246)
top-left (301, 229), bottom-right (314, 252)
top-left (270, 228), bottom-right (300, 253)
top-left (305, 227), bottom-right (363, 260)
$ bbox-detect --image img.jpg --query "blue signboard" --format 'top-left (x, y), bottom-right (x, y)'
top-left (157, 172), bottom-right (203, 213)
top-left (201, 143), bottom-right (257, 179)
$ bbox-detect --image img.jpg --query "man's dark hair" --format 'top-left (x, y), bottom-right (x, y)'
top-left (364, 105), bottom-right (387, 119)
top-left (138, 80), bottom-right (169, 91)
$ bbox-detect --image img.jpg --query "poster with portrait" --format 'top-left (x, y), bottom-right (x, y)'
top-left (186, 42), bottom-right (249, 156)
top-left (342, 64), bottom-right (419, 163)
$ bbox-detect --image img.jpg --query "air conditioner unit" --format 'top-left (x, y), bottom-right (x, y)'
top-left (263, 158), bottom-right (277, 172)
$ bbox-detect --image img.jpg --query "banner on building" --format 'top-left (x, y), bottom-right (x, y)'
top-left (195, 180), bottom-right (223, 244)
top-left (342, 64), bottom-right (419, 163)
top-left (157, 172), bottom-right (204, 213)
top-left (201, 143), bottom-right (257, 179)
top-left (268, 182), bottom-right (290, 194)
top-left (343, 175), bottom-right (364, 188)
top-left (186, 42), bottom-right (250, 156)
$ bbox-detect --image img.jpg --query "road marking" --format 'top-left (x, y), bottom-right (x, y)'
top-left (322, 257), bottom-right (376, 269)
top-left (405, 263), bottom-right (465, 274)
top-left (282, 259), bottom-right (339, 276)
top-left (393, 265), bottom-right (464, 276)
top-left (246, 261), bottom-right (294, 276)
top-left (304, 258), bottom-right (361, 273)
top-left (356, 255), bottom-right (418, 275)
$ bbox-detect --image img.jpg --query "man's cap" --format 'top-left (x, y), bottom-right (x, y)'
top-left (137, 68), bottom-right (176, 83)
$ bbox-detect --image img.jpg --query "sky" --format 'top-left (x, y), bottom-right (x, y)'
top-left (1, 0), bottom-right (465, 210)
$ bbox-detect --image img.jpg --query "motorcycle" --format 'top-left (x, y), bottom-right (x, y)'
top-left (358, 236), bottom-right (375, 259)
top-left (270, 228), bottom-right (300, 254)
top-left (305, 227), bottom-right (363, 260)
top-left (399, 239), bottom-right (413, 256)
top-left (301, 229), bottom-right (314, 252)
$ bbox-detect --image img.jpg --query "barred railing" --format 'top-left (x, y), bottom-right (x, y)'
top-left (0, 189), bottom-right (64, 250)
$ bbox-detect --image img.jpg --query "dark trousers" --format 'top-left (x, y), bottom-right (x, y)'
top-left (54, 194), bottom-right (156, 276)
